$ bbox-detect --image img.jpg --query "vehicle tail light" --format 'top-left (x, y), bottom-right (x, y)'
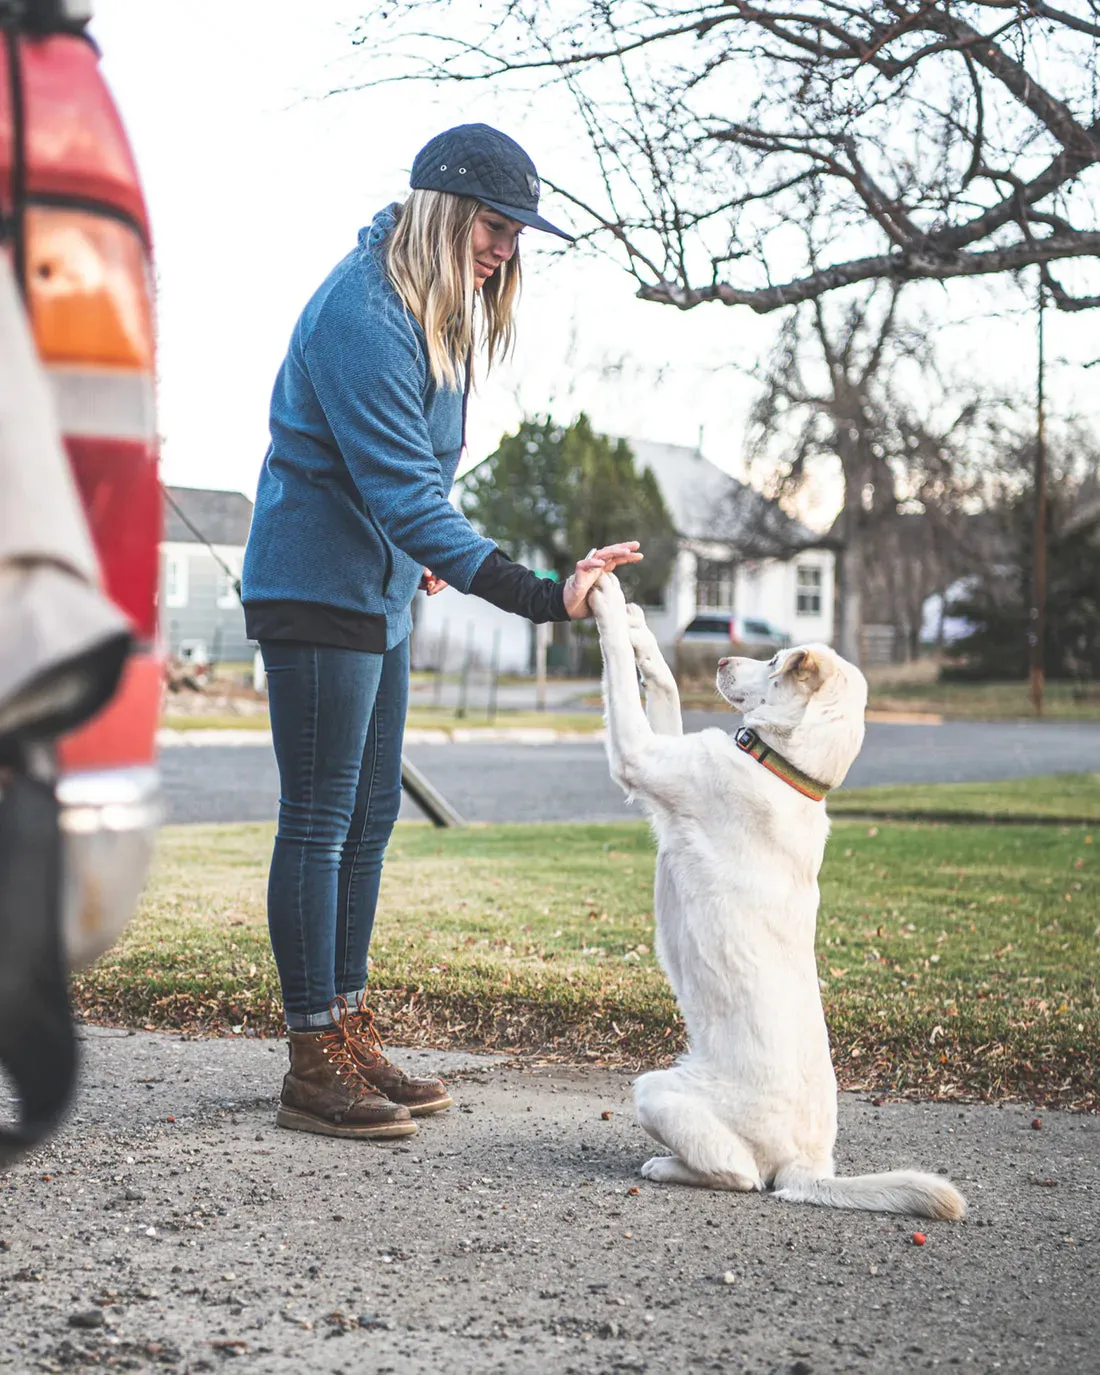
top-left (23, 206), bottom-right (160, 644)
top-left (26, 207), bottom-right (154, 368)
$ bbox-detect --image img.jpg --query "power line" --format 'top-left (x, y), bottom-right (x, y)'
top-left (162, 485), bottom-right (243, 598)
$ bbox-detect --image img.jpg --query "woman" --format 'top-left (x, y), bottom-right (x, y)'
top-left (241, 123), bottom-right (642, 1140)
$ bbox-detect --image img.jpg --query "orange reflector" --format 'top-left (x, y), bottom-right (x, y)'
top-left (25, 207), bottom-right (154, 369)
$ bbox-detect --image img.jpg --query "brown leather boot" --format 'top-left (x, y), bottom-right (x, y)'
top-left (345, 1006), bottom-right (454, 1116)
top-left (276, 1020), bottom-right (417, 1139)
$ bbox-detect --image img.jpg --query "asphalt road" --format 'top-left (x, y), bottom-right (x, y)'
top-left (159, 717), bottom-right (1100, 825)
top-left (2, 1027), bottom-right (1095, 1374)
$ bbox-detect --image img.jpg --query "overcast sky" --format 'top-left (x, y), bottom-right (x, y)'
top-left (89, 1), bottom-right (1096, 531)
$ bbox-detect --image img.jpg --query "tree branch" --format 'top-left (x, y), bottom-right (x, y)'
top-left (636, 234), bottom-right (1100, 313)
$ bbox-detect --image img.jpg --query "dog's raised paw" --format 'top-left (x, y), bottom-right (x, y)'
top-left (590, 572), bottom-right (626, 617)
top-left (625, 605), bottom-right (666, 673)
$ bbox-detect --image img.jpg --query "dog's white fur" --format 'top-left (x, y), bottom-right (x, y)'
top-left (589, 573), bottom-right (966, 1220)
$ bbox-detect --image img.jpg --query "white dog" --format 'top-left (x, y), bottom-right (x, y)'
top-left (589, 573), bottom-right (965, 1220)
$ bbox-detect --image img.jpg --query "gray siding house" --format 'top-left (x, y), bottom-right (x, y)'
top-left (161, 486), bottom-right (254, 663)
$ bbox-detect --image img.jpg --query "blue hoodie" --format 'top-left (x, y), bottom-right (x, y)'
top-left (241, 205), bottom-right (497, 651)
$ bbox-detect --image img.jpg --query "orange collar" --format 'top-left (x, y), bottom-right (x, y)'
top-left (734, 727), bottom-right (830, 802)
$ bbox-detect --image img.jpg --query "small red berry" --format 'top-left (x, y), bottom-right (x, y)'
top-left (1031, 1117), bottom-right (1042, 1129)
top-left (912, 1232), bottom-right (927, 1246)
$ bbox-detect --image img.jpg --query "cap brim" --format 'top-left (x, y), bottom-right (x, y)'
top-left (476, 196), bottom-right (575, 242)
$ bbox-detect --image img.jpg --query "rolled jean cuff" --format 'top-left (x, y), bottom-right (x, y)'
top-left (336, 986), bottom-right (367, 1011)
top-left (284, 1007), bottom-right (340, 1031)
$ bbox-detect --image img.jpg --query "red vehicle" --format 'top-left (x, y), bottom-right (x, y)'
top-left (0, 0), bottom-right (161, 967)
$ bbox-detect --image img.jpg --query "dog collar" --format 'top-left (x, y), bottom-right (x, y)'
top-left (734, 727), bottom-right (831, 802)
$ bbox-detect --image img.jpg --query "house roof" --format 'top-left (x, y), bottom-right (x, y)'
top-left (163, 486), bottom-right (254, 548)
top-left (625, 439), bottom-right (823, 556)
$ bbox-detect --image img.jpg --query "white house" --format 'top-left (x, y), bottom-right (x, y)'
top-left (629, 440), bottom-right (835, 655)
top-left (412, 439), bottom-right (835, 673)
top-left (161, 486), bottom-right (254, 663)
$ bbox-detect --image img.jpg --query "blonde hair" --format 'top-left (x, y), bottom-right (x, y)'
top-left (385, 189), bottom-right (521, 390)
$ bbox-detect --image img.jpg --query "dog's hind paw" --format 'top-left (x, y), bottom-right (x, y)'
top-left (641, 1154), bottom-right (685, 1184)
top-left (641, 1154), bottom-right (762, 1192)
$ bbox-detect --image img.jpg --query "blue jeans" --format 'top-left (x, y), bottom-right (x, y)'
top-left (260, 638), bottom-right (408, 1029)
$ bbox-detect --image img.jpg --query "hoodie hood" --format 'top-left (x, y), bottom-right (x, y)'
top-left (360, 203), bottom-right (400, 257)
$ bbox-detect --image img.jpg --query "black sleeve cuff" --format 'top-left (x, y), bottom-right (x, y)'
top-left (467, 549), bottom-right (570, 622)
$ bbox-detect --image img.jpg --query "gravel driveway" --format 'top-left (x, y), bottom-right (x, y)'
top-left (2, 1028), bottom-right (1097, 1373)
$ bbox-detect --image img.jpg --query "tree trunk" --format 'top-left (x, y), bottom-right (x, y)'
top-left (835, 497), bottom-right (864, 667)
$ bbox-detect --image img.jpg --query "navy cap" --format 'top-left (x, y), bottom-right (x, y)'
top-left (410, 123), bottom-right (574, 242)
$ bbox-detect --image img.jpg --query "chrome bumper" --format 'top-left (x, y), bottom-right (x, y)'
top-left (57, 764), bottom-right (162, 970)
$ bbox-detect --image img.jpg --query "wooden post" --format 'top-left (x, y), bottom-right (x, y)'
top-left (456, 621), bottom-right (474, 719)
top-left (432, 620), bottom-right (449, 709)
top-left (1029, 278), bottom-right (1047, 717)
top-left (487, 627), bottom-right (501, 723)
top-left (535, 620), bottom-right (549, 711)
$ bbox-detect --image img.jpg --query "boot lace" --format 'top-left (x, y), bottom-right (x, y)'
top-left (347, 1005), bottom-right (409, 1081)
top-left (316, 997), bottom-right (374, 1095)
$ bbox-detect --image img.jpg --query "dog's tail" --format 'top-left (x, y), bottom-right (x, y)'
top-left (773, 1166), bottom-right (966, 1220)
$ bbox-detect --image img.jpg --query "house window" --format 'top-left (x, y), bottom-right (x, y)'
top-left (164, 553), bottom-right (189, 609)
top-left (215, 564), bottom-right (241, 610)
top-left (695, 558), bottom-right (736, 610)
top-left (796, 564), bottom-right (822, 616)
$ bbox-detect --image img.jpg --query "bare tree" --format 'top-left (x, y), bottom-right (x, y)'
top-left (745, 281), bottom-right (990, 660)
top-left (351, 1), bottom-right (1100, 316)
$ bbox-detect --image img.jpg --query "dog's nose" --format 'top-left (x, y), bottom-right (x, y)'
top-left (718, 657), bottom-right (729, 668)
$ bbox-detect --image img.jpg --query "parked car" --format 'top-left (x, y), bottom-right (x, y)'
top-left (1, 0), bottom-right (162, 969)
top-left (678, 613), bottom-right (736, 644)
top-left (677, 612), bottom-right (791, 660)
top-left (731, 615), bottom-right (792, 655)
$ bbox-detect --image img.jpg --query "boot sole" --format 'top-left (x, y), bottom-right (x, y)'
top-left (408, 1094), bottom-right (454, 1116)
top-left (275, 1106), bottom-right (418, 1139)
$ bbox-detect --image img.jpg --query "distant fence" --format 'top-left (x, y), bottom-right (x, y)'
top-left (860, 623), bottom-right (899, 667)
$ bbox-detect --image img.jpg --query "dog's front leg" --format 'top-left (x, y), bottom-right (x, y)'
top-left (590, 575), bottom-right (661, 797)
top-left (626, 603), bottom-right (682, 737)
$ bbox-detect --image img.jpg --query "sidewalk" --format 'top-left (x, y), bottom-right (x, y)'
top-left (2, 1027), bottom-right (1097, 1373)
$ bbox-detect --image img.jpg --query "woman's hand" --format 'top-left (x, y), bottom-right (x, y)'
top-left (562, 542), bottom-right (643, 620)
top-left (419, 569), bottom-right (448, 596)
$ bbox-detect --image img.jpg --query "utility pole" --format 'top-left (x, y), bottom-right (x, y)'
top-left (1028, 276), bottom-right (1047, 716)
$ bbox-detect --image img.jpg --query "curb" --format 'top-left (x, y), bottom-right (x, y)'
top-left (864, 710), bottom-right (944, 725)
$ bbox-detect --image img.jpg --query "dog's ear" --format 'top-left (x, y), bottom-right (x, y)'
top-left (782, 648), bottom-right (829, 691)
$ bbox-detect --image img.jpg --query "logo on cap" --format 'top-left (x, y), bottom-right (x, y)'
top-left (527, 174), bottom-right (540, 200)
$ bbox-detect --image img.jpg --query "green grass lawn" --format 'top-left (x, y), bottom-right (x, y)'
top-left (74, 798), bottom-right (1100, 1107)
top-left (833, 774), bottom-right (1100, 822)
top-left (160, 707), bottom-right (604, 734)
top-left (161, 714), bottom-right (271, 731)
top-left (869, 679), bottom-right (1100, 721)
top-left (674, 677), bottom-right (1100, 720)
top-left (403, 708), bottom-right (603, 733)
